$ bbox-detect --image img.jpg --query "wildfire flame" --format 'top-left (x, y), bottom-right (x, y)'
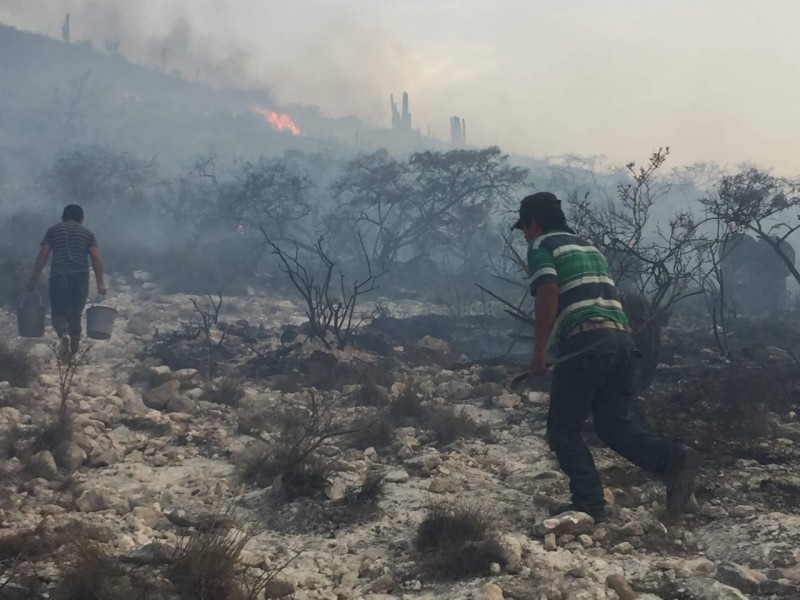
top-left (254, 107), bottom-right (301, 136)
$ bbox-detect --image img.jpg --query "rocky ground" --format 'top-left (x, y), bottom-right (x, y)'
top-left (1, 272), bottom-right (799, 599)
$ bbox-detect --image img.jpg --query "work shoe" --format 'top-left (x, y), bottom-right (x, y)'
top-left (57, 335), bottom-right (71, 362)
top-left (549, 502), bottom-right (606, 523)
top-left (665, 446), bottom-right (699, 516)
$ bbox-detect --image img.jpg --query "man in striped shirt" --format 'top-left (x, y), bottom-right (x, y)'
top-left (28, 204), bottom-right (106, 358)
top-left (513, 192), bottom-right (697, 521)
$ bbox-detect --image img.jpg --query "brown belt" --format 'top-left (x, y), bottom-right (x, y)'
top-left (565, 320), bottom-right (630, 338)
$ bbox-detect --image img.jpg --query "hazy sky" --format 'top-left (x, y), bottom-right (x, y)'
top-left (2, 0), bottom-right (799, 173)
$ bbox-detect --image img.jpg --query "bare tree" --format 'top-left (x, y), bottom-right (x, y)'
top-left (265, 234), bottom-right (384, 347)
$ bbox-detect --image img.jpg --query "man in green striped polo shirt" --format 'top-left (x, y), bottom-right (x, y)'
top-left (513, 192), bottom-right (698, 521)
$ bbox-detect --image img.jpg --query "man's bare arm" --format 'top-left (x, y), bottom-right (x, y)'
top-left (89, 246), bottom-right (107, 295)
top-left (531, 282), bottom-right (559, 376)
top-left (28, 243), bottom-right (51, 291)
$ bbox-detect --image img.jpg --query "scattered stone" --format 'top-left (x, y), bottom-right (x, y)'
top-left (544, 533), bottom-right (557, 551)
top-left (76, 489), bottom-right (112, 512)
top-left (492, 391), bottom-right (521, 409)
top-left (716, 561), bottom-right (766, 594)
top-left (674, 577), bottom-right (748, 599)
top-left (142, 380), bottom-right (181, 410)
top-left (413, 336), bottom-right (454, 366)
top-left (540, 511), bottom-right (595, 536)
top-left (428, 478), bottom-right (452, 494)
top-left (122, 542), bottom-right (175, 566)
top-left (263, 578), bottom-right (297, 599)
top-left (165, 395), bottom-right (196, 414)
top-left (126, 313), bottom-right (152, 336)
top-left (611, 542), bottom-right (635, 555)
top-left (606, 574), bottom-right (637, 600)
top-left (29, 450), bottom-right (59, 480)
top-left (482, 582), bottom-right (504, 600)
top-left (384, 470), bottom-right (409, 484)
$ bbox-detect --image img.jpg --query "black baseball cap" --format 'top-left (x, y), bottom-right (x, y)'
top-left (511, 192), bottom-right (561, 230)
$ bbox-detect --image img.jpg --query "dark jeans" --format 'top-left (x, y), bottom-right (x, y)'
top-left (547, 328), bottom-right (681, 516)
top-left (49, 272), bottom-right (89, 339)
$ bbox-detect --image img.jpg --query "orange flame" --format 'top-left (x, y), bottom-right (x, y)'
top-left (254, 107), bottom-right (301, 136)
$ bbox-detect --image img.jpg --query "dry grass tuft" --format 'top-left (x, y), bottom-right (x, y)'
top-left (341, 471), bottom-right (385, 506)
top-left (169, 527), bottom-right (248, 600)
top-left (427, 406), bottom-right (484, 446)
top-left (415, 503), bottom-right (507, 580)
top-left (388, 382), bottom-right (427, 425)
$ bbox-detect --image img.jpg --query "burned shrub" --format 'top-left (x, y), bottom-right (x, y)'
top-left (202, 377), bottom-right (245, 407)
top-left (427, 406), bottom-right (485, 446)
top-left (340, 471), bottom-right (385, 506)
top-left (168, 512), bottom-right (290, 600)
top-left (237, 393), bottom-right (352, 501)
top-left (348, 410), bottom-right (393, 451)
top-left (654, 364), bottom-right (794, 450)
top-left (388, 382), bottom-right (428, 425)
top-left (415, 503), bottom-right (507, 580)
top-left (350, 382), bottom-right (390, 408)
top-left (54, 541), bottom-right (153, 600)
top-left (0, 342), bottom-right (38, 388)
top-left (168, 526), bottom-right (246, 600)
top-left (479, 366), bottom-right (508, 384)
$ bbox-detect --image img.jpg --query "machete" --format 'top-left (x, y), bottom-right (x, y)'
top-left (510, 338), bottom-right (607, 388)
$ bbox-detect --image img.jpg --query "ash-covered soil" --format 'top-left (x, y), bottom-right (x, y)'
top-left (1, 275), bottom-right (799, 599)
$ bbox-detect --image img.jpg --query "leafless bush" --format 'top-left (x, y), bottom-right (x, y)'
top-left (415, 503), bottom-right (506, 580)
top-left (348, 410), bottom-right (393, 451)
top-left (388, 382), bottom-right (428, 425)
top-left (0, 342), bottom-right (38, 388)
top-left (237, 393), bottom-right (359, 500)
top-left (54, 540), bottom-right (153, 600)
top-left (266, 235), bottom-right (384, 348)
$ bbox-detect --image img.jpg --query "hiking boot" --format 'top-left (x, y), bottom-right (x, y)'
top-left (57, 335), bottom-right (71, 362)
top-left (69, 335), bottom-right (80, 355)
top-left (549, 502), bottom-right (606, 523)
top-left (665, 446), bottom-right (699, 516)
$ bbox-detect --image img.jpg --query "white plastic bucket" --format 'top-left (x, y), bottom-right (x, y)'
top-left (86, 305), bottom-right (118, 340)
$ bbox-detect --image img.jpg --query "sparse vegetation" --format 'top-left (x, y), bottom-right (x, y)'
top-left (54, 540), bottom-right (151, 600)
top-left (427, 405), bottom-right (487, 446)
top-left (415, 503), bottom-right (507, 580)
top-left (340, 471), bottom-right (385, 506)
top-left (202, 376), bottom-right (245, 407)
top-left (237, 393), bottom-right (355, 500)
top-left (0, 341), bottom-right (38, 388)
top-left (168, 512), bottom-right (293, 600)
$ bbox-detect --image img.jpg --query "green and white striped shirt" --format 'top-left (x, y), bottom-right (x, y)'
top-left (527, 231), bottom-right (628, 341)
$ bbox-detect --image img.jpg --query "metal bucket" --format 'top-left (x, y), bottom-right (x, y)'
top-left (86, 305), bottom-right (118, 340)
top-left (17, 292), bottom-right (46, 338)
